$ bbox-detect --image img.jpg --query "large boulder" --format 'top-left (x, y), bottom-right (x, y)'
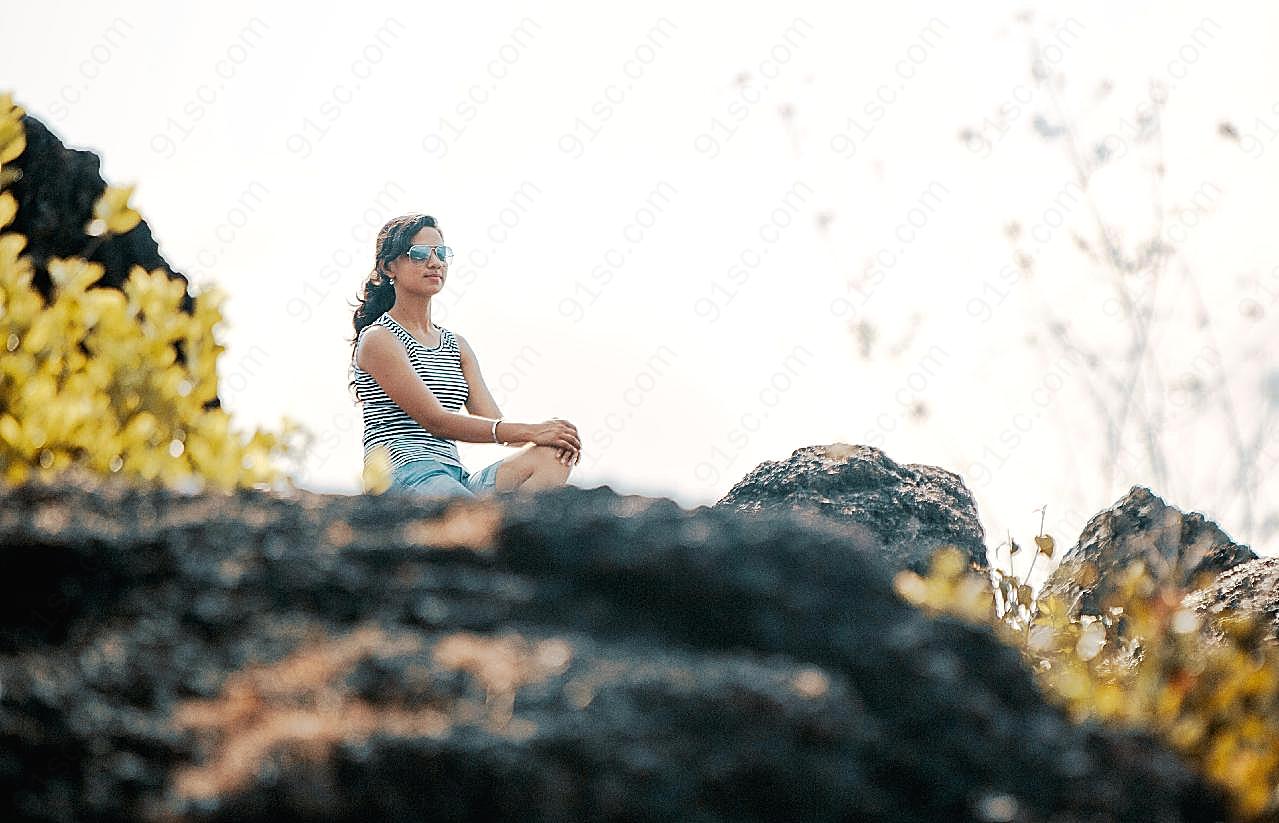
top-left (715, 444), bottom-right (988, 575)
top-left (0, 474), bottom-right (1227, 822)
top-left (1182, 556), bottom-right (1279, 646)
top-left (1041, 486), bottom-right (1257, 619)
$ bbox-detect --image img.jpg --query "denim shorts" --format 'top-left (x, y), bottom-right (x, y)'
top-left (389, 457), bottom-right (504, 499)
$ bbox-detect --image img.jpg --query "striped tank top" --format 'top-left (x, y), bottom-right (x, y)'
top-left (351, 312), bottom-right (470, 471)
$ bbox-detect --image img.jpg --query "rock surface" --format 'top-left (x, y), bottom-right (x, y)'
top-left (1182, 556), bottom-right (1279, 646)
top-left (1041, 486), bottom-right (1257, 619)
top-left (715, 444), bottom-right (988, 575)
top-left (0, 474), bottom-right (1227, 822)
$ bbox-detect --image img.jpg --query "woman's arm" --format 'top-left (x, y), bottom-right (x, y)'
top-left (455, 332), bottom-right (503, 420)
top-left (358, 328), bottom-right (576, 453)
top-left (358, 326), bottom-right (529, 444)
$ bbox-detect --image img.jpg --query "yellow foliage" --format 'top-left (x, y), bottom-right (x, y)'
top-left (893, 545), bottom-right (995, 624)
top-left (0, 92), bottom-right (25, 168)
top-left (908, 523), bottom-right (1279, 822)
top-left (0, 191), bottom-right (15, 227)
top-left (362, 443), bottom-right (392, 494)
top-left (88, 184), bottom-right (141, 236)
top-left (0, 97), bottom-right (307, 495)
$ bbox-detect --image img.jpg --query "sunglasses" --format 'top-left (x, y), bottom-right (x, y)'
top-left (405, 243), bottom-right (454, 263)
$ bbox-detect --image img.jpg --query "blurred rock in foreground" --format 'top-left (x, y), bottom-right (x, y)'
top-left (0, 475), bottom-right (1227, 822)
top-left (1041, 486), bottom-right (1257, 620)
top-left (715, 443), bottom-right (988, 576)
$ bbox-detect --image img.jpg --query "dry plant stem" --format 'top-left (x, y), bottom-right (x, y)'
top-left (1026, 46), bottom-right (1262, 544)
top-left (1168, 255), bottom-right (1255, 533)
top-left (1025, 546), bottom-right (1041, 586)
top-left (1041, 68), bottom-right (1170, 495)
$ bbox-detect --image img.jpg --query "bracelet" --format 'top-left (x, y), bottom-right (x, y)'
top-left (492, 417), bottom-right (509, 446)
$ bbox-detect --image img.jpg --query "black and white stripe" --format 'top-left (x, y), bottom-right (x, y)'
top-left (352, 312), bottom-right (471, 471)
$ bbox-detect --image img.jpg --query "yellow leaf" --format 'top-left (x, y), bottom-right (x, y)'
top-left (0, 93), bottom-right (26, 165)
top-left (930, 545), bottom-right (966, 578)
top-left (19, 313), bottom-right (55, 353)
top-left (363, 444), bottom-right (393, 494)
top-left (4, 461), bottom-right (28, 485)
top-left (0, 191), bottom-right (16, 228)
top-left (1034, 534), bottom-right (1055, 558)
top-left (0, 231), bottom-right (28, 263)
top-left (90, 184), bottom-right (142, 236)
top-left (81, 288), bottom-right (127, 326)
top-left (0, 414), bottom-right (21, 446)
top-left (48, 257), bottom-right (105, 295)
top-left (893, 570), bottom-right (928, 607)
top-left (1037, 594), bottom-right (1066, 621)
top-left (1093, 683), bottom-right (1125, 718)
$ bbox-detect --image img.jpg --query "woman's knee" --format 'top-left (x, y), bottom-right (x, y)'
top-left (523, 445), bottom-right (571, 483)
top-left (539, 444), bottom-right (575, 469)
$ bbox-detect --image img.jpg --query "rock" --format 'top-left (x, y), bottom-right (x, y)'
top-left (1041, 486), bottom-right (1257, 620)
top-left (714, 444), bottom-right (988, 575)
top-left (5, 110), bottom-right (217, 409)
top-left (0, 474), bottom-right (1227, 822)
top-left (1182, 556), bottom-right (1279, 646)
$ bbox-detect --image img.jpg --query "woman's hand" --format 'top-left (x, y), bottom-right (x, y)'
top-left (528, 418), bottom-right (581, 466)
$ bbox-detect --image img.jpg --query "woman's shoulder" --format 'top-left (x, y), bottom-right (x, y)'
top-left (353, 317), bottom-right (397, 368)
top-left (444, 326), bottom-right (467, 356)
top-left (371, 312), bottom-right (424, 343)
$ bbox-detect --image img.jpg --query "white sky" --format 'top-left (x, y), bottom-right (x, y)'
top-left (7, 1), bottom-right (1277, 576)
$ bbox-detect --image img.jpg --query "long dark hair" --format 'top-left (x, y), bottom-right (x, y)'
top-left (346, 213), bottom-right (443, 402)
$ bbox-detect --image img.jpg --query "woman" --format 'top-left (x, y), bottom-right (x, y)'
top-left (347, 213), bottom-right (581, 498)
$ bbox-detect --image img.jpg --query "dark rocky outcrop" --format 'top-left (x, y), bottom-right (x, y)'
top-left (714, 444), bottom-right (988, 576)
top-left (1182, 556), bottom-right (1279, 646)
top-left (5, 110), bottom-right (217, 409)
top-left (8, 114), bottom-right (184, 307)
top-left (0, 474), bottom-right (1227, 822)
top-left (1041, 486), bottom-right (1257, 620)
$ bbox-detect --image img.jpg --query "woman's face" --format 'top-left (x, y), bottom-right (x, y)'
top-left (386, 225), bottom-right (447, 295)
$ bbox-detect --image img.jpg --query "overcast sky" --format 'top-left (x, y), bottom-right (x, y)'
top-left (7, 1), bottom-right (1277, 576)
